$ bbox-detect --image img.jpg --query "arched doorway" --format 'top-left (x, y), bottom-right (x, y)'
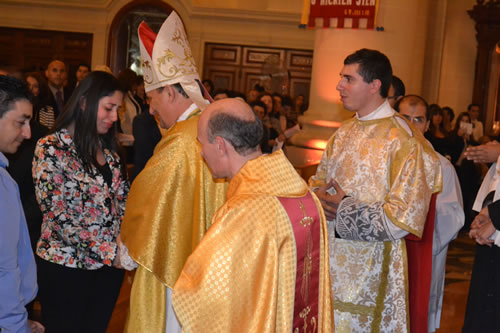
top-left (107, 0), bottom-right (174, 75)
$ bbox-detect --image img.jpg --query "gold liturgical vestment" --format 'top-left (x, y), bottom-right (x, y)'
top-left (310, 104), bottom-right (441, 333)
top-left (120, 111), bottom-right (227, 332)
top-left (173, 150), bottom-right (333, 332)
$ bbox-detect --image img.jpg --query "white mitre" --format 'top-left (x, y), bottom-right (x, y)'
top-left (138, 11), bottom-right (209, 110)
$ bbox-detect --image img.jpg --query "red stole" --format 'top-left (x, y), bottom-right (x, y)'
top-left (278, 191), bottom-right (321, 333)
top-left (405, 193), bottom-right (437, 333)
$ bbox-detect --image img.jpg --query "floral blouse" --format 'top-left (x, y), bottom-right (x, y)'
top-left (33, 128), bottom-right (129, 270)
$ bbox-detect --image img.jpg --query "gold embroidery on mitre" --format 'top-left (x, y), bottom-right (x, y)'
top-left (156, 22), bottom-right (198, 81)
top-left (140, 59), bottom-right (153, 84)
top-left (138, 11), bottom-right (202, 94)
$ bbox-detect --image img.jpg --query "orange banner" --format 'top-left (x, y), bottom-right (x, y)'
top-left (302, 0), bottom-right (380, 29)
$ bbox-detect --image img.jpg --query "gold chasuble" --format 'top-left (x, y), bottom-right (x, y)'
top-left (173, 150), bottom-right (333, 332)
top-left (310, 104), bottom-right (441, 333)
top-left (120, 111), bottom-right (227, 332)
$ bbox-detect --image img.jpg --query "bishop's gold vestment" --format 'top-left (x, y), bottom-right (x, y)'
top-left (173, 150), bottom-right (333, 332)
top-left (310, 103), bottom-right (441, 333)
top-left (120, 111), bottom-right (227, 332)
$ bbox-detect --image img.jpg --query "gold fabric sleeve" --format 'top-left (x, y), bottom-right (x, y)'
top-left (172, 151), bottom-right (333, 332)
top-left (120, 113), bottom-right (227, 332)
top-left (125, 266), bottom-right (166, 333)
top-left (121, 113), bottom-right (227, 287)
top-left (384, 121), bottom-right (442, 237)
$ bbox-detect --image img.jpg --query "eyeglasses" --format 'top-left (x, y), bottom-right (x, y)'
top-left (402, 114), bottom-right (426, 124)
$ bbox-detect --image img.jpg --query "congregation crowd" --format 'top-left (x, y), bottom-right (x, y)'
top-left (3, 10), bottom-right (500, 333)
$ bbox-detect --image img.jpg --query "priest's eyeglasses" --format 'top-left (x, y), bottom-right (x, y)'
top-left (401, 114), bottom-right (426, 125)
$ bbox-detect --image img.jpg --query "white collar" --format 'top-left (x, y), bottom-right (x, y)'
top-left (177, 103), bottom-right (198, 123)
top-left (357, 100), bottom-right (394, 121)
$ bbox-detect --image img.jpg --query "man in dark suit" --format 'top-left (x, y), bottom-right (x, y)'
top-left (45, 59), bottom-right (72, 119)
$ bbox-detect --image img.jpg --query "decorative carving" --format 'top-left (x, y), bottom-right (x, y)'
top-left (467, 0), bottom-right (500, 125)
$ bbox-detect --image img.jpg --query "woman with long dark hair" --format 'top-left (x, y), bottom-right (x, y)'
top-left (32, 71), bottom-right (129, 333)
top-left (24, 72), bottom-right (56, 129)
top-left (424, 105), bottom-right (451, 158)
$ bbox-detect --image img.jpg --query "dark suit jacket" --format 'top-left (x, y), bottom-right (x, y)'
top-left (131, 112), bottom-right (162, 182)
top-left (488, 200), bottom-right (500, 231)
top-left (6, 120), bottom-right (49, 249)
top-left (48, 85), bottom-right (74, 118)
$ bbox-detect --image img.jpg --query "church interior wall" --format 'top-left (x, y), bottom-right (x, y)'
top-left (0, 0), bottom-right (477, 120)
top-left (437, 0), bottom-right (477, 116)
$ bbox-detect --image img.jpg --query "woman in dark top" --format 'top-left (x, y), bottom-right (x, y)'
top-left (448, 112), bottom-right (481, 229)
top-left (32, 71), bottom-right (129, 333)
top-left (424, 105), bottom-right (451, 158)
top-left (448, 112), bottom-right (476, 164)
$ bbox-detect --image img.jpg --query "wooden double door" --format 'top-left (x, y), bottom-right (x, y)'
top-left (0, 27), bottom-right (92, 82)
top-left (203, 43), bottom-right (313, 100)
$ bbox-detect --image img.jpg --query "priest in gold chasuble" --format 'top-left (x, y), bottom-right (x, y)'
top-left (118, 11), bottom-right (227, 333)
top-left (172, 99), bottom-right (333, 332)
top-left (309, 49), bottom-right (441, 333)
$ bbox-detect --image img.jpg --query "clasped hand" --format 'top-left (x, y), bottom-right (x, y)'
top-left (314, 180), bottom-right (346, 220)
top-left (469, 206), bottom-right (495, 246)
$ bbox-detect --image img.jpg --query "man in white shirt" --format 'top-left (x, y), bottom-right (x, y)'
top-left (468, 103), bottom-right (484, 142)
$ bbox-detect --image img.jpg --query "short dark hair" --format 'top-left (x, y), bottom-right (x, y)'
top-left (0, 75), bottom-right (33, 118)
top-left (207, 111), bottom-right (263, 156)
top-left (213, 89), bottom-right (229, 97)
top-left (397, 94), bottom-right (429, 120)
top-left (202, 79), bottom-right (214, 92)
top-left (171, 80), bottom-right (204, 100)
top-left (117, 68), bottom-right (138, 92)
top-left (254, 84), bottom-right (265, 93)
top-left (391, 75), bottom-right (405, 98)
top-left (344, 48), bottom-right (392, 98)
top-left (468, 103), bottom-right (479, 111)
top-left (249, 100), bottom-right (266, 112)
top-left (53, 71), bottom-right (125, 172)
top-left (172, 83), bottom-right (189, 98)
top-left (77, 63), bottom-right (90, 70)
top-left (281, 95), bottom-right (294, 109)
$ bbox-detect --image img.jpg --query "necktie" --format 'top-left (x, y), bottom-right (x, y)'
top-left (55, 90), bottom-right (64, 113)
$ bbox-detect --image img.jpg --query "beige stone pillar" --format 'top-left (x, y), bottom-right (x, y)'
top-left (288, 0), bottom-right (435, 168)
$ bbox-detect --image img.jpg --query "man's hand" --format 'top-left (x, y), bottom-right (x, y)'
top-left (465, 141), bottom-right (500, 163)
top-left (470, 206), bottom-right (490, 231)
top-left (314, 180), bottom-right (346, 220)
top-left (113, 235), bottom-right (124, 269)
top-left (470, 206), bottom-right (495, 246)
top-left (472, 220), bottom-right (495, 246)
top-left (29, 320), bottom-right (45, 333)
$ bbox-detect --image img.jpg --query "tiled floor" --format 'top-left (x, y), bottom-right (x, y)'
top-left (436, 232), bottom-right (475, 333)
top-left (105, 232), bottom-right (476, 333)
